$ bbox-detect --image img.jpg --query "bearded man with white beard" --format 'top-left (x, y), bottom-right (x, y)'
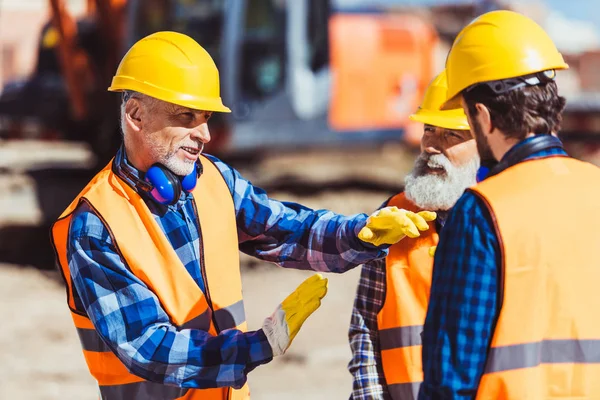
top-left (348, 70), bottom-right (479, 400)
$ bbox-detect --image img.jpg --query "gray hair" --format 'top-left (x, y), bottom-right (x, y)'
top-left (119, 90), bottom-right (160, 136)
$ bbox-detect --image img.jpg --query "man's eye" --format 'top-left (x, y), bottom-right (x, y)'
top-left (180, 112), bottom-right (194, 119)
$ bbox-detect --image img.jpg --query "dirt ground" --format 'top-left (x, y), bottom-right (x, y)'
top-left (0, 140), bottom-right (415, 399)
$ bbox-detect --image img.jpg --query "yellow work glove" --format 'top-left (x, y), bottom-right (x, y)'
top-left (358, 206), bottom-right (437, 247)
top-left (262, 274), bottom-right (328, 357)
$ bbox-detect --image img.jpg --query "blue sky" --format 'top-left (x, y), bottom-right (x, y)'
top-left (333, 0), bottom-right (600, 37)
top-left (544, 0), bottom-right (600, 27)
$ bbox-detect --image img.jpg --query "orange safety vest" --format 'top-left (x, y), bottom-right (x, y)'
top-left (377, 192), bottom-right (439, 399)
top-left (470, 156), bottom-right (600, 400)
top-left (51, 155), bottom-right (250, 400)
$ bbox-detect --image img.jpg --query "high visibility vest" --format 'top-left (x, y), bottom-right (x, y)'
top-left (51, 155), bottom-right (250, 400)
top-left (470, 156), bottom-right (600, 400)
top-left (377, 192), bottom-right (439, 400)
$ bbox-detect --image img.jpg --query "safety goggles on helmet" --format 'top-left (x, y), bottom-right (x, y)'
top-left (465, 69), bottom-right (556, 96)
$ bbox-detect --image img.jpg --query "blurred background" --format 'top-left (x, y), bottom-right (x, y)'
top-left (0, 0), bottom-right (599, 398)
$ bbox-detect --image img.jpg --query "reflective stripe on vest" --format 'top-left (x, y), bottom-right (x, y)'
top-left (377, 193), bottom-right (438, 400)
top-left (77, 327), bottom-right (111, 352)
top-left (485, 339), bottom-right (600, 374)
top-left (51, 155), bottom-right (250, 400)
top-left (470, 156), bottom-right (600, 400)
top-left (379, 325), bottom-right (423, 350)
top-left (388, 382), bottom-right (422, 400)
top-left (99, 382), bottom-right (188, 400)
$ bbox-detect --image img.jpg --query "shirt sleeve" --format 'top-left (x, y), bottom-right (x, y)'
top-left (419, 192), bottom-right (500, 400)
top-left (348, 260), bottom-right (391, 400)
top-left (67, 204), bottom-right (273, 389)
top-left (207, 155), bottom-right (388, 273)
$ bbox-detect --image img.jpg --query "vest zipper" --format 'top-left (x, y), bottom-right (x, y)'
top-left (190, 197), bottom-right (221, 333)
top-left (191, 197), bottom-right (232, 399)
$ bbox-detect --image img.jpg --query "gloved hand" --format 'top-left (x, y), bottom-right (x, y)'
top-left (262, 274), bottom-right (328, 357)
top-left (358, 206), bottom-right (436, 247)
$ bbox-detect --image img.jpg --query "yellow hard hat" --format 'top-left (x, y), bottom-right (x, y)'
top-left (108, 31), bottom-right (231, 113)
top-left (443, 10), bottom-right (568, 110)
top-left (409, 70), bottom-right (469, 131)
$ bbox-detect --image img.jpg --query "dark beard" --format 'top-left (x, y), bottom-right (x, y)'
top-left (470, 116), bottom-right (496, 164)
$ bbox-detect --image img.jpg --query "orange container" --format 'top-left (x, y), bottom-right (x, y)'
top-left (329, 13), bottom-right (438, 132)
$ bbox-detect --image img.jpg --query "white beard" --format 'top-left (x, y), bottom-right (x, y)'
top-left (162, 154), bottom-right (196, 176)
top-left (146, 136), bottom-right (197, 176)
top-left (404, 153), bottom-right (479, 211)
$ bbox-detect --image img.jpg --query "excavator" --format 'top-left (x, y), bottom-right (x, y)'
top-left (0, 0), bottom-right (439, 165)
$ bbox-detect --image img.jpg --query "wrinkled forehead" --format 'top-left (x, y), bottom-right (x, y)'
top-left (123, 92), bottom-right (210, 115)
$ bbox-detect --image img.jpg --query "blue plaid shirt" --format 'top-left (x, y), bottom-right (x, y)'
top-left (66, 147), bottom-right (387, 390)
top-left (419, 137), bottom-right (568, 399)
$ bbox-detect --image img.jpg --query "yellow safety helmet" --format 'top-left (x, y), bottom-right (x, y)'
top-left (108, 31), bottom-right (231, 113)
top-left (443, 10), bottom-right (568, 110)
top-left (409, 70), bottom-right (469, 131)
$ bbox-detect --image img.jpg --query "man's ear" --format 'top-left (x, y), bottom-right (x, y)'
top-left (475, 103), bottom-right (493, 135)
top-left (124, 98), bottom-right (143, 133)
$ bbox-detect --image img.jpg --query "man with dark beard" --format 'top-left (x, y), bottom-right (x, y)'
top-left (420, 10), bottom-right (600, 400)
top-left (348, 70), bottom-right (479, 400)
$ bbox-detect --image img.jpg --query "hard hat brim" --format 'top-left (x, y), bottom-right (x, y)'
top-left (108, 77), bottom-right (232, 113)
top-left (409, 108), bottom-right (470, 131)
top-left (440, 94), bottom-right (463, 111)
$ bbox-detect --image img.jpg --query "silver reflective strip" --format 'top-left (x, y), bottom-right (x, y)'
top-left (181, 308), bottom-right (212, 331)
top-left (77, 328), bottom-right (111, 352)
top-left (485, 339), bottom-right (600, 374)
top-left (379, 325), bottom-right (423, 350)
top-left (388, 381), bottom-right (422, 400)
top-left (99, 381), bottom-right (188, 399)
top-left (214, 299), bottom-right (246, 330)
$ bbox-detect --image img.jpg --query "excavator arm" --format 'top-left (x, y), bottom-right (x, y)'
top-left (47, 0), bottom-right (126, 121)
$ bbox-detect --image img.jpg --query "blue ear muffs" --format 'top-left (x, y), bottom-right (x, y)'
top-left (144, 162), bottom-right (201, 206)
top-left (180, 167), bottom-right (198, 192)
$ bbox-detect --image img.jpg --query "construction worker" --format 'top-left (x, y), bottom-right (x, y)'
top-left (348, 70), bottom-right (479, 400)
top-left (420, 10), bottom-right (600, 399)
top-left (50, 31), bottom-right (435, 400)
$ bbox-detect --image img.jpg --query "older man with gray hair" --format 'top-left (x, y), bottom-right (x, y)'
top-left (50, 31), bottom-right (437, 400)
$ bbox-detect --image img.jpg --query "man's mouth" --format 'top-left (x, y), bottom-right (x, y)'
top-left (181, 146), bottom-right (200, 156)
top-left (425, 161), bottom-right (446, 174)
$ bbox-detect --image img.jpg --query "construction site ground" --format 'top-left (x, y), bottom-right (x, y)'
top-left (0, 139), bottom-right (416, 399)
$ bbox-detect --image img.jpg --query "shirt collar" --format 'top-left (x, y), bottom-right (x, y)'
top-left (500, 134), bottom-right (566, 163)
top-left (500, 135), bottom-right (538, 163)
top-left (113, 146), bottom-right (141, 189)
top-left (435, 210), bottom-right (449, 231)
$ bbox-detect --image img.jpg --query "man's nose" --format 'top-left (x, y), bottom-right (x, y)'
top-left (191, 123), bottom-right (211, 143)
top-left (424, 146), bottom-right (442, 155)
